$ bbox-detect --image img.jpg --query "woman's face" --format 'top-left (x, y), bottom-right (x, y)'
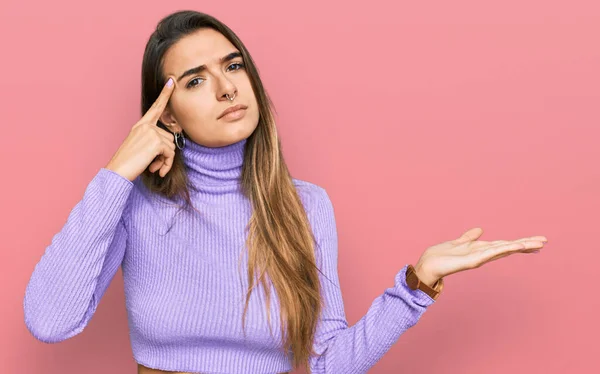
top-left (159, 28), bottom-right (260, 147)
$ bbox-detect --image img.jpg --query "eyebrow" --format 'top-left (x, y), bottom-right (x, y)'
top-left (176, 51), bottom-right (243, 83)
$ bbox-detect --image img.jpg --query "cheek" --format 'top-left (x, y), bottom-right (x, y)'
top-left (242, 79), bottom-right (257, 99)
top-left (242, 84), bottom-right (259, 110)
top-left (173, 94), bottom-right (213, 123)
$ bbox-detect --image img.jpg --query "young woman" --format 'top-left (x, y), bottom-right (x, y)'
top-left (23, 10), bottom-right (547, 374)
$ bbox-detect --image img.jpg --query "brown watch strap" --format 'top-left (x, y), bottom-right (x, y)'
top-left (406, 264), bottom-right (444, 300)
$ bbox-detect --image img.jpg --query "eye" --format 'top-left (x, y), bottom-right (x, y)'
top-left (227, 62), bottom-right (245, 71)
top-left (185, 62), bottom-right (245, 89)
top-left (186, 77), bottom-right (204, 89)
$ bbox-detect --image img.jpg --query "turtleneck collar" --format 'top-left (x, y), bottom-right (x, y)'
top-left (181, 137), bottom-right (246, 193)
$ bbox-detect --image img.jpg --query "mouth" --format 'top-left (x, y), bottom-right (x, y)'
top-left (218, 104), bottom-right (248, 120)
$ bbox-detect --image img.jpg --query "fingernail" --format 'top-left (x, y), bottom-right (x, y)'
top-left (166, 78), bottom-right (173, 87)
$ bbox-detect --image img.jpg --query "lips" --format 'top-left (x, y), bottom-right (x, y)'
top-left (218, 104), bottom-right (248, 119)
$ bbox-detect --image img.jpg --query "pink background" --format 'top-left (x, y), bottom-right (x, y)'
top-left (2, 0), bottom-right (598, 373)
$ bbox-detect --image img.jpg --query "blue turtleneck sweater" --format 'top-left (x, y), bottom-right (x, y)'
top-left (23, 137), bottom-right (438, 373)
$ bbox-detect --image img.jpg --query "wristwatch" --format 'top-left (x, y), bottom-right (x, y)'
top-left (406, 264), bottom-right (444, 301)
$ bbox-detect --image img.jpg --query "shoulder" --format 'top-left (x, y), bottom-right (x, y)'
top-left (292, 178), bottom-right (338, 262)
top-left (125, 176), bottom-right (182, 227)
top-left (292, 177), bottom-right (334, 218)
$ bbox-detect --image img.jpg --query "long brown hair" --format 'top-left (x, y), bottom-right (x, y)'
top-left (139, 10), bottom-right (324, 372)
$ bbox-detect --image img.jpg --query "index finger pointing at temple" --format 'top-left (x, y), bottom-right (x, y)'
top-left (143, 77), bottom-right (176, 124)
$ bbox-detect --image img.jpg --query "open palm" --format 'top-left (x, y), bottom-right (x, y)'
top-left (414, 227), bottom-right (548, 286)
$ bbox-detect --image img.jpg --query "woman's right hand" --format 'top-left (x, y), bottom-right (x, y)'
top-left (105, 77), bottom-right (177, 182)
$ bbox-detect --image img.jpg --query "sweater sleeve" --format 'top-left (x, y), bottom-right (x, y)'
top-left (23, 168), bottom-right (134, 343)
top-left (308, 188), bottom-right (438, 374)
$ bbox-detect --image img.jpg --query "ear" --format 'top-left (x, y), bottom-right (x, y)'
top-left (159, 108), bottom-right (183, 133)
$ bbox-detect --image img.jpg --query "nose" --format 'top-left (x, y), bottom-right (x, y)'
top-left (216, 74), bottom-right (237, 102)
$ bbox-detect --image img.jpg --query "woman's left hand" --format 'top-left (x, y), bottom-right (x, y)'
top-left (413, 227), bottom-right (548, 287)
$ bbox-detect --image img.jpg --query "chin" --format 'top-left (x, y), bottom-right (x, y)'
top-left (228, 116), bottom-right (259, 137)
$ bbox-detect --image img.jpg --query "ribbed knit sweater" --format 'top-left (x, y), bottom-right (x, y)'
top-left (23, 137), bottom-right (438, 373)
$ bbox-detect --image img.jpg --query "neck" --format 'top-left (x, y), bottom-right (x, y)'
top-left (181, 137), bottom-right (247, 194)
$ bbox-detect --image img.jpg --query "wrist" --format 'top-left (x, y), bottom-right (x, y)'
top-left (406, 264), bottom-right (444, 301)
top-left (413, 262), bottom-right (439, 288)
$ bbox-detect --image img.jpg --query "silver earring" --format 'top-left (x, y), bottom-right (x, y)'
top-left (174, 131), bottom-right (186, 150)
